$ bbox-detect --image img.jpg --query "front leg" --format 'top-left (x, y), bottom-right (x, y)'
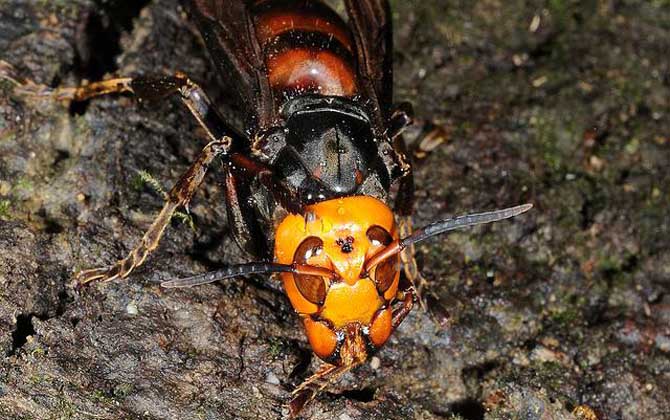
top-left (76, 139), bottom-right (230, 285)
top-left (394, 169), bottom-right (431, 309)
top-left (289, 363), bottom-right (360, 417)
top-left (392, 285), bottom-right (417, 329)
top-left (8, 70), bottom-right (244, 284)
top-left (405, 118), bottom-right (450, 160)
top-left (17, 72), bottom-right (239, 144)
top-left (388, 103), bottom-right (449, 161)
top-left (397, 216), bottom-right (429, 302)
top-left (392, 114), bottom-right (449, 308)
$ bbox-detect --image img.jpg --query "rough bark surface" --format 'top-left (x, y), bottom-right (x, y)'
top-left (1, 0), bottom-right (669, 419)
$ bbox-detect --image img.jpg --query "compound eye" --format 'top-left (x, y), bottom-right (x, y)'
top-left (293, 236), bottom-right (327, 305)
top-left (374, 256), bottom-right (397, 294)
top-left (366, 226), bottom-right (397, 293)
top-left (366, 225), bottom-right (392, 248)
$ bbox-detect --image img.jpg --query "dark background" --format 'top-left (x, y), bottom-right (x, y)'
top-left (1, 0), bottom-right (669, 418)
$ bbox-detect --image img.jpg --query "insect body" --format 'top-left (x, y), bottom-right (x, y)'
top-left (30, 0), bottom-right (532, 414)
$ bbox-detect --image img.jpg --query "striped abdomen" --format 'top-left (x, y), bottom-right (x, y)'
top-left (254, 0), bottom-right (359, 99)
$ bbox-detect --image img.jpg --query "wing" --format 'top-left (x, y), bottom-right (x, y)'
top-left (187, 0), bottom-right (274, 131)
top-left (344, 0), bottom-right (393, 127)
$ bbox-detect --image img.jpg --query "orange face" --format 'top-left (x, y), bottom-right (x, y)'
top-left (274, 196), bottom-right (400, 364)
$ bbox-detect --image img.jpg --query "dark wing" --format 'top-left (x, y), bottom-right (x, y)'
top-left (344, 0), bottom-right (393, 128)
top-left (187, 0), bottom-right (274, 131)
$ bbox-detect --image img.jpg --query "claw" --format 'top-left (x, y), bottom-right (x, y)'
top-left (288, 352), bottom-right (369, 416)
top-left (75, 266), bottom-right (117, 285)
top-left (289, 364), bottom-right (351, 417)
top-left (75, 257), bottom-right (135, 285)
top-left (0, 60), bottom-right (22, 87)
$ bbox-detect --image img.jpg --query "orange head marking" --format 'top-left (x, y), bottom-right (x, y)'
top-left (274, 196), bottom-right (400, 363)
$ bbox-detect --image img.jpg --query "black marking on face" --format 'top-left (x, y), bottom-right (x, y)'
top-left (336, 236), bottom-right (355, 253)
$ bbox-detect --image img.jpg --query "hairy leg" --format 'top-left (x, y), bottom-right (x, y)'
top-left (404, 118), bottom-right (450, 160)
top-left (76, 139), bottom-right (230, 284)
top-left (29, 72), bottom-right (237, 142)
top-left (393, 115), bottom-right (450, 308)
top-left (289, 363), bottom-right (359, 417)
top-left (8, 70), bottom-right (249, 284)
top-left (392, 284), bottom-right (417, 329)
top-left (397, 216), bottom-right (431, 307)
top-left (394, 168), bottom-right (432, 310)
top-left (388, 103), bottom-right (449, 161)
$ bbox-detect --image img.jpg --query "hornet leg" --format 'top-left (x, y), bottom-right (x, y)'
top-left (391, 106), bottom-right (450, 309)
top-left (289, 360), bottom-right (360, 417)
top-left (14, 72), bottom-right (245, 284)
top-left (76, 139), bottom-right (231, 285)
top-left (42, 72), bottom-right (238, 142)
top-left (395, 170), bottom-right (432, 310)
top-left (405, 118), bottom-right (450, 161)
top-left (392, 285), bottom-right (417, 329)
top-left (388, 102), bottom-right (450, 161)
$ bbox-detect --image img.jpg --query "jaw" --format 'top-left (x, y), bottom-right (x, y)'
top-left (290, 323), bottom-right (370, 416)
top-left (338, 323), bottom-right (369, 367)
